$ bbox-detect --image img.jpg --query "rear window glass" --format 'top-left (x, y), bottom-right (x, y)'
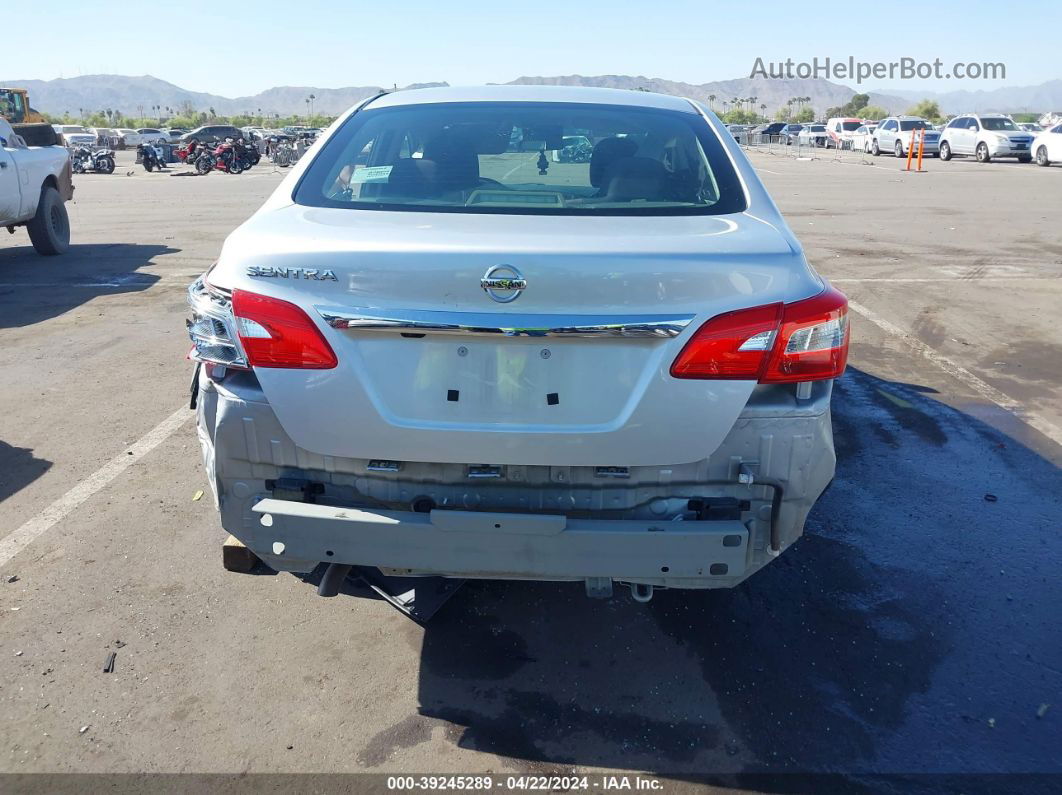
top-left (899, 120), bottom-right (928, 131)
top-left (981, 117), bottom-right (1018, 131)
top-left (295, 101), bottom-right (746, 216)
top-left (841, 121), bottom-right (861, 132)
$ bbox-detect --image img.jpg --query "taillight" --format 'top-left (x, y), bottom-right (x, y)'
top-left (231, 289), bottom-right (337, 369)
top-left (670, 287), bottom-right (849, 383)
top-left (670, 303), bottom-right (782, 379)
top-left (187, 277), bottom-right (248, 370)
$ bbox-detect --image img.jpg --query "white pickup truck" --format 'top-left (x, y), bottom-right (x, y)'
top-left (1, 118), bottom-right (74, 255)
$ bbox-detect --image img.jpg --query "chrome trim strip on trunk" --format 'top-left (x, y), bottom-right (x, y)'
top-left (316, 306), bottom-right (695, 338)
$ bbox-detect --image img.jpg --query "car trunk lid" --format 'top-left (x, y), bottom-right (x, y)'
top-left (213, 206), bottom-right (819, 466)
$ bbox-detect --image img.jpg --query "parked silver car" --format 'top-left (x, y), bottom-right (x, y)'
top-left (187, 86), bottom-right (850, 601)
top-left (872, 116), bottom-right (940, 157)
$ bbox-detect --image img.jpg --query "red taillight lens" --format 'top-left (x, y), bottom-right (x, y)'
top-left (762, 286), bottom-right (849, 383)
top-left (231, 289), bottom-right (337, 369)
top-left (670, 303), bottom-right (783, 379)
top-left (670, 286), bottom-right (849, 383)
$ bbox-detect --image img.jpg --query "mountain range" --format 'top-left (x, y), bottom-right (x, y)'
top-left (5, 73), bottom-right (1060, 118)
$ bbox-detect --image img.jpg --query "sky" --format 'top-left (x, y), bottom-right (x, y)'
top-left (3, 0), bottom-right (1059, 97)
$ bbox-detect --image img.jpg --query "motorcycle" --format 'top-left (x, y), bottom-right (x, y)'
top-left (211, 139), bottom-right (246, 174)
top-left (177, 140), bottom-right (200, 165)
top-left (194, 147), bottom-right (217, 175)
top-left (240, 138), bottom-right (260, 167)
top-left (137, 142), bottom-right (166, 172)
top-left (232, 138), bottom-right (256, 170)
top-left (270, 136), bottom-right (294, 167)
top-left (71, 145), bottom-right (116, 174)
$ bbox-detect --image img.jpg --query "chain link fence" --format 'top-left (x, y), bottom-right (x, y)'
top-left (733, 132), bottom-right (879, 165)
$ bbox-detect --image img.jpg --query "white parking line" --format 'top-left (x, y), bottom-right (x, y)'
top-left (848, 300), bottom-right (1062, 449)
top-left (834, 277), bottom-right (1060, 283)
top-left (0, 406), bottom-right (192, 568)
top-left (501, 162), bottom-right (526, 180)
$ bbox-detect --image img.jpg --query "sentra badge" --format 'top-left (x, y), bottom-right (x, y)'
top-left (247, 266), bottom-right (338, 281)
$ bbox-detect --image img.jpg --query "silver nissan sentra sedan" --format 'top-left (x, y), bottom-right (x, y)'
top-left (187, 85), bottom-right (849, 603)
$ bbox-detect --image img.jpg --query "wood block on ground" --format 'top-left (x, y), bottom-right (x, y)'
top-left (222, 534), bottom-right (259, 573)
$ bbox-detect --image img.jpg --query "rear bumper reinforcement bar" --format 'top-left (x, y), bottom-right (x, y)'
top-left (251, 499), bottom-right (748, 584)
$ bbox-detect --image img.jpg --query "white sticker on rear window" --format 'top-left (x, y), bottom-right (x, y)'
top-left (350, 165), bottom-right (392, 183)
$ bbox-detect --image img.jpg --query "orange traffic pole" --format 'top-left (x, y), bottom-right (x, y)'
top-left (916, 128), bottom-right (925, 171)
top-left (905, 129), bottom-right (916, 171)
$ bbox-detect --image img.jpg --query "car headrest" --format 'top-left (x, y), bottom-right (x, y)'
top-left (382, 158), bottom-right (440, 198)
top-left (589, 137), bottom-right (639, 187)
top-left (601, 156), bottom-right (668, 202)
top-left (423, 133), bottom-right (480, 191)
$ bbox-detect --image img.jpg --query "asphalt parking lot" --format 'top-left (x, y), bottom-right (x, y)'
top-left (0, 148), bottom-right (1059, 785)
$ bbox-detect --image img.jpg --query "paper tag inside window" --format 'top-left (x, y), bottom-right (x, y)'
top-left (350, 165), bottom-right (393, 183)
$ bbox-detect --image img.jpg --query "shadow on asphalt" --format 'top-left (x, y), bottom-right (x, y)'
top-left (0, 243), bottom-right (175, 329)
top-left (399, 367), bottom-right (1062, 781)
top-left (0, 440), bottom-right (52, 505)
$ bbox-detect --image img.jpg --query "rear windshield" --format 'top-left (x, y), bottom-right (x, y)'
top-left (981, 117), bottom-right (1018, 131)
top-left (840, 121), bottom-right (861, 132)
top-left (295, 101), bottom-right (746, 216)
top-left (899, 120), bottom-right (929, 131)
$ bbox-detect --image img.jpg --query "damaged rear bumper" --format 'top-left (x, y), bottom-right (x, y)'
top-left (195, 369), bottom-right (836, 589)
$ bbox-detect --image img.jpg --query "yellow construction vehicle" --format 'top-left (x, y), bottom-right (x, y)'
top-left (0, 87), bottom-right (46, 124)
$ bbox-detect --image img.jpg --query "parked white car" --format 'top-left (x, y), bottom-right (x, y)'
top-left (1, 118), bottom-right (74, 254)
top-left (115, 128), bottom-right (143, 147)
top-left (136, 128), bottom-right (168, 144)
top-left (89, 127), bottom-right (120, 147)
top-left (1032, 122), bottom-right (1062, 167)
top-left (849, 124), bottom-right (877, 153)
top-left (51, 124), bottom-right (97, 147)
top-left (796, 124), bottom-right (827, 147)
top-left (939, 114), bottom-right (1035, 163)
top-left (186, 85), bottom-right (850, 601)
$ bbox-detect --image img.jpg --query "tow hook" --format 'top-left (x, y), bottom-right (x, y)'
top-left (630, 583), bottom-right (654, 603)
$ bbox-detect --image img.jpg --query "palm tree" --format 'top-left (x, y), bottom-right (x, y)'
top-left (308, 93), bottom-right (316, 121)
top-left (708, 94), bottom-right (716, 110)
top-left (760, 103), bottom-right (767, 122)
